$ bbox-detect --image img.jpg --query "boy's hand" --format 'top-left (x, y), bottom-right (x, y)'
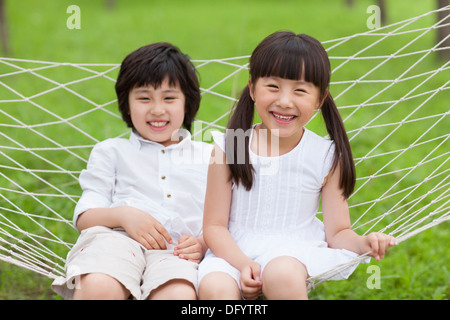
top-left (240, 261), bottom-right (262, 300)
top-left (361, 232), bottom-right (396, 260)
top-left (173, 235), bottom-right (204, 263)
top-left (121, 207), bottom-right (172, 250)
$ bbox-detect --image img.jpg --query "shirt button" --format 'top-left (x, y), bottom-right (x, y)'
top-left (161, 150), bottom-right (165, 154)
top-left (161, 175), bottom-right (166, 180)
top-left (166, 194), bottom-right (171, 198)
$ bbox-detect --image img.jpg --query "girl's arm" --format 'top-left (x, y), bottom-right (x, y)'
top-left (203, 145), bottom-right (262, 298)
top-left (203, 146), bottom-right (255, 271)
top-left (322, 162), bottom-right (396, 260)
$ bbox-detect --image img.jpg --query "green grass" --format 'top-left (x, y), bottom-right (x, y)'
top-left (309, 222), bottom-right (450, 300)
top-left (1, 222), bottom-right (448, 300)
top-left (0, 0), bottom-right (448, 299)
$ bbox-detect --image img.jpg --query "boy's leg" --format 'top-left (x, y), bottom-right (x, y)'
top-left (261, 256), bottom-right (308, 300)
top-left (198, 272), bottom-right (241, 300)
top-left (147, 279), bottom-right (196, 300)
top-left (52, 226), bottom-right (145, 300)
top-left (141, 247), bottom-right (199, 300)
top-left (73, 273), bottom-right (131, 300)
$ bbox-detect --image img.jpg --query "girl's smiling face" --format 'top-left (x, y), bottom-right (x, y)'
top-left (249, 76), bottom-right (322, 146)
top-left (128, 77), bottom-right (185, 146)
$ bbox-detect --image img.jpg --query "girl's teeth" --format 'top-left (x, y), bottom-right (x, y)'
top-left (273, 113), bottom-right (294, 121)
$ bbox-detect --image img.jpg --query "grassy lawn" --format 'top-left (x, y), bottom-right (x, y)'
top-left (0, 0), bottom-right (448, 299)
top-left (1, 222), bottom-right (448, 300)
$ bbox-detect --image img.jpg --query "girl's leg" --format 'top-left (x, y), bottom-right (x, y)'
top-left (262, 256), bottom-right (308, 300)
top-left (147, 279), bottom-right (197, 300)
top-left (198, 272), bottom-right (241, 300)
top-left (73, 273), bottom-right (130, 300)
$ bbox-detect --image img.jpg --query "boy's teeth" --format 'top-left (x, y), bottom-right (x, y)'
top-left (150, 121), bottom-right (168, 127)
top-left (273, 113), bottom-right (294, 120)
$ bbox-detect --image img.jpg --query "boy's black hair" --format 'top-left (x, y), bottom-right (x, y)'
top-left (115, 42), bottom-right (200, 132)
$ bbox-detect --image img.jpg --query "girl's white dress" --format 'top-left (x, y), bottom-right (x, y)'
top-left (198, 126), bottom-right (368, 286)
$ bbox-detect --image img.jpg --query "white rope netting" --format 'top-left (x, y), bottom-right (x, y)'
top-left (0, 7), bottom-right (449, 288)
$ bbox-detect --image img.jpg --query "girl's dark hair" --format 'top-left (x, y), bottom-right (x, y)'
top-left (227, 31), bottom-right (355, 198)
top-left (115, 42), bottom-right (200, 132)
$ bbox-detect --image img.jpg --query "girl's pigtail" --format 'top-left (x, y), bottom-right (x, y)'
top-left (321, 93), bottom-right (356, 199)
top-left (226, 85), bottom-right (255, 190)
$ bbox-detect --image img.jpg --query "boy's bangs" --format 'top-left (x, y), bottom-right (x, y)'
top-left (133, 58), bottom-right (181, 89)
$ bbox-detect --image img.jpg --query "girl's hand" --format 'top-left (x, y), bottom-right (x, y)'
top-left (240, 261), bottom-right (263, 300)
top-left (174, 235), bottom-right (204, 263)
top-left (361, 232), bottom-right (396, 260)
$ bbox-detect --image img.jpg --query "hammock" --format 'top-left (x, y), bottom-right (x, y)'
top-left (0, 6), bottom-right (449, 290)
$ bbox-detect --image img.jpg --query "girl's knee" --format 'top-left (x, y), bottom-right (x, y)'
top-left (199, 272), bottom-right (241, 300)
top-left (73, 273), bottom-right (130, 300)
top-left (262, 256), bottom-right (308, 299)
top-left (264, 256), bottom-right (307, 279)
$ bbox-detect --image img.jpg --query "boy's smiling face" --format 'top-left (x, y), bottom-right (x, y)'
top-left (128, 77), bottom-right (185, 146)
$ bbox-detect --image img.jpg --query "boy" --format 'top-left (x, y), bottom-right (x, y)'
top-left (52, 42), bottom-right (212, 300)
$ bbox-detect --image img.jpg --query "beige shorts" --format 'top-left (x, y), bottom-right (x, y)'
top-left (51, 226), bottom-right (198, 300)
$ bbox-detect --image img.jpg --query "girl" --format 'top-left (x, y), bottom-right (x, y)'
top-left (198, 31), bottom-right (396, 300)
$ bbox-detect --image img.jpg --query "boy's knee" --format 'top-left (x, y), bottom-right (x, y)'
top-left (73, 273), bottom-right (130, 300)
top-left (148, 279), bottom-right (197, 300)
top-left (199, 272), bottom-right (241, 300)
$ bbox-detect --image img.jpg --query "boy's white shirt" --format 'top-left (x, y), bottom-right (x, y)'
top-left (73, 129), bottom-right (213, 241)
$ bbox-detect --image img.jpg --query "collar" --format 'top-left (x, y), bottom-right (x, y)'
top-left (129, 129), bottom-right (192, 150)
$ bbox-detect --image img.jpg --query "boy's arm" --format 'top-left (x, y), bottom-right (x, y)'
top-left (173, 234), bottom-right (206, 263)
top-left (75, 140), bottom-right (173, 249)
top-left (76, 207), bottom-right (123, 231)
top-left (76, 206), bottom-right (172, 250)
top-left (73, 141), bottom-right (116, 228)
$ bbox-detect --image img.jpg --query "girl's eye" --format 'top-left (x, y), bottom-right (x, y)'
top-left (296, 88), bottom-right (307, 93)
top-left (267, 84), bottom-right (278, 89)
top-left (138, 97), bottom-right (150, 101)
top-left (165, 96), bottom-right (176, 101)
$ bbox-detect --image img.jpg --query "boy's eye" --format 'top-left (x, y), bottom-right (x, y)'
top-left (138, 96), bottom-right (150, 101)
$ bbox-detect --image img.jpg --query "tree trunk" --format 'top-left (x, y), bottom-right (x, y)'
top-left (436, 0), bottom-right (450, 60)
top-left (0, 0), bottom-right (9, 56)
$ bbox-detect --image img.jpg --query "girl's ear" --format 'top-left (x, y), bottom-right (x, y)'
top-left (317, 90), bottom-right (329, 110)
top-left (248, 78), bottom-right (255, 101)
